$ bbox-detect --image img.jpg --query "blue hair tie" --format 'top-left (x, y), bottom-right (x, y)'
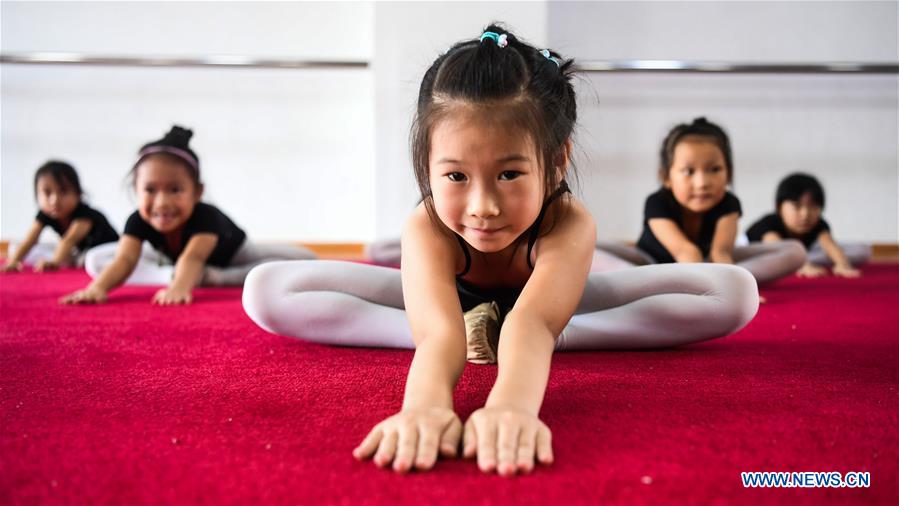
top-left (541, 49), bottom-right (561, 67)
top-left (480, 31), bottom-right (508, 48)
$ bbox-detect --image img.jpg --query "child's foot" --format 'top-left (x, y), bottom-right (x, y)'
top-left (464, 301), bottom-right (501, 364)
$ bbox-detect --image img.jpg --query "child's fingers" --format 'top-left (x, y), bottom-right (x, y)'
top-left (462, 418), bottom-right (477, 459)
top-left (353, 426), bottom-right (383, 460)
top-left (392, 424), bottom-right (418, 473)
top-left (439, 417), bottom-right (462, 458)
top-left (535, 425), bottom-right (553, 465)
top-left (373, 429), bottom-right (398, 468)
top-left (475, 420), bottom-right (498, 473)
top-left (496, 423), bottom-right (521, 476)
top-left (516, 427), bottom-right (538, 473)
top-left (414, 424), bottom-right (441, 470)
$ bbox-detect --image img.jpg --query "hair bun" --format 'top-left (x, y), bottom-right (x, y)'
top-left (163, 125), bottom-right (193, 147)
top-left (693, 117), bottom-right (709, 125)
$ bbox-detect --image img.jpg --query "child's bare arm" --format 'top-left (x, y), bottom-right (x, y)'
top-left (817, 231), bottom-right (860, 278)
top-left (465, 199), bottom-right (595, 476)
top-left (648, 218), bottom-right (702, 262)
top-left (761, 231), bottom-right (782, 243)
top-left (153, 233), bottom-right (218, 305)
top-left (60, 236), bottom-right (143, 304)
top-left (709, 212), bottom-right (739, 264)
top-left (354, 204), bottom-right (467, 473)
top-left (36, 218), bottom-right (92, 271)
top-left (2, 220), bottom-right (44, 272)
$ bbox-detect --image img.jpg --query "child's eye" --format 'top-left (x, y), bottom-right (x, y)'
top-left (447, 172), bottom-right (466, 182)
top-left (499, 171), bottom-right (522, 181)
top-left (709, 166), bottom-right (722, 173)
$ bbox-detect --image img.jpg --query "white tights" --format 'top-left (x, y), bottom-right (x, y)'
top-left (84, 240), bottom-right (316, 286)
top-left (242, 260), bottom-right (758, 351)
top-left (594, 240), bottom-right (807, 284)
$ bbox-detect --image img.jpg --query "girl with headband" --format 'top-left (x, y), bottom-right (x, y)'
top-left (61, 125), bottom-right (315, 305)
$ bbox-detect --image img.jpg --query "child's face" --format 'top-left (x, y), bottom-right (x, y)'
top-left (428, 112), bottom-right (544, 254)
top-left (779, 192), bottom-right (822, 236)
top-left (664, 138), bottom-right (729, 214)
top-left (134, 156), bottom-right (201, 235)
top-left (36, 175), bottom-right (80, 221)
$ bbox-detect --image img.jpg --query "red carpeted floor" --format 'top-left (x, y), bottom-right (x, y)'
top-left (1, 265), bottom-right (897, 505)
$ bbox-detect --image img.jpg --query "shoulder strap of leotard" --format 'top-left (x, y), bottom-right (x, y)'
top-left (526, 180), bottom-right (571, 269)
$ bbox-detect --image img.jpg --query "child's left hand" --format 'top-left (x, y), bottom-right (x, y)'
top-left (833, 263), bottom-right (861, 278)
top-left (34, 259), bottom-right (60, 272)
top-left (463, 406), bottom-right (553, 476)
top-left (152, 287), bottom-right (193, 305)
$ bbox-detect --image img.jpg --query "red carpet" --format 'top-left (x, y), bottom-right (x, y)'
top-left (1, 266), bottom-right (897, 505)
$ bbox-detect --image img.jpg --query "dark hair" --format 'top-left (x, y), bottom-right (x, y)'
top-left (776, 172), bottom-right (825, 209)
top-left (129, 125), bottom-right (202, 188)
top-left (411, 22), bottom-right (578, 225)
top-left (34, 160), bottom-right (83, 199)
top-left (659, 117), bottom-right (733, 183)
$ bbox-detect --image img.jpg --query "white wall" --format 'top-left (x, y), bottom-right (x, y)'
top-left (549, 0), bottom-right (898, 242)
top-left (3, 1), bottom-right (897, 245)
top-left (1, 1), bottom-right (375, 242)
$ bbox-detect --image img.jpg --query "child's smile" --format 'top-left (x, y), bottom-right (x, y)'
top-left (134, 156), bottom-right (201, 236)
top-left (428, 110), bottom-right (544, 254)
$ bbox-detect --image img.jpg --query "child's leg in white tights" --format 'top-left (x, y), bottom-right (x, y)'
top-left (204, 241), bottom-right (317, 286)
top-left (558, 263), bottom-right (758, 350)
top-left (732, 240), bottom-right (806, 284)
top-left (365, 238), bottom-right (403, 265)
top-left (242, 260), bottom-right (413, 348)
top-left (84, 242), bottom-right (174, 285)
top-left (595, 241), bottom-right (654, 266)
top-left (243, 261), bottom-right (758, 352)
top-left (18, 243), bottom-right (56, 265)
top-left (807, 241), bottom-right (871, 266)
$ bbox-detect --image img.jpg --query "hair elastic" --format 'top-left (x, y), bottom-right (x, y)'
top-left (540, 49), bottom-right (561, 67)
top-left (480, 31), bottom-right (508, 48)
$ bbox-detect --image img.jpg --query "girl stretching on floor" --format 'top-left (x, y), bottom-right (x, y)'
top-left (746, 172), bottom-right (867, 278)
top-left (2, 161), bottom-right (119, 273)
top-left (242, 25), bottom-right (759, 476)
top-left (61, 126), bottom-right (315, 305)
top-left (596, 118), bottom-right (806, 283)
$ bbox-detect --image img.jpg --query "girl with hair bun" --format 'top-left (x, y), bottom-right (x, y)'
top-left (243, 25), bottom-right (759, 475)
top-left (597, 117), bottom-right (806, 284)
top-left (61, 125), bottom-right (315, 305)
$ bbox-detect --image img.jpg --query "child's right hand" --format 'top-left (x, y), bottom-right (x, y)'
top-left (59, 286), bottom-right (108, 305)
top-left (797, 262), bottom-right (827, 278)
top-left (353, 407), bottom-right (462, 473)
top-left (1, 261), bottom-right (23, 273)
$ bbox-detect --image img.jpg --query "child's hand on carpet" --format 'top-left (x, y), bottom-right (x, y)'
top-left (353, 407), bottom-right (462, 473)
top-left (34, 259), bottom-right (60, 272)
top-left (152, 287), bottom-right (193, 305)
top-left (59, 286), bottom-right (108, 304)
top-left (2, 260), bottom-right (23, 273)
top-left (463, 406), bottom-right (553, 476)
top-left (833, 263), bottom-right (861, 278)
top-left (796, 262), bottom-right (827, 278)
